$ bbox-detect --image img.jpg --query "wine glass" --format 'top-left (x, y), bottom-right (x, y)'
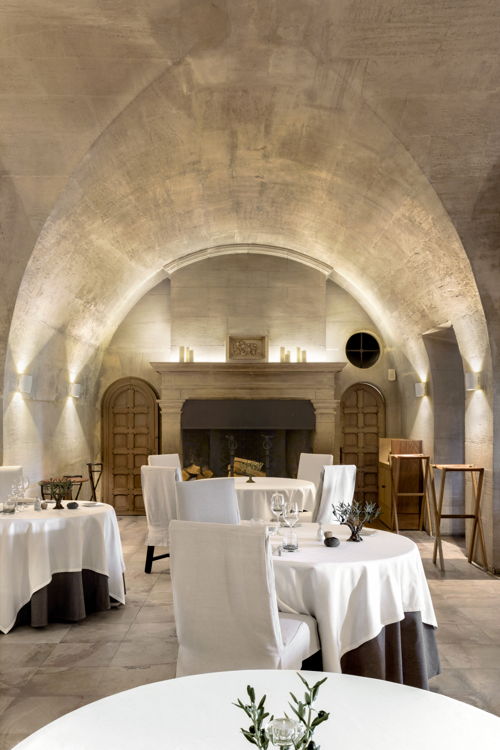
top-left (270, 492), bottom-right (285, 534)
top-left (283, 499), bottom-right (300, 529)
top-left (266, 718), bottom-right (304, 749)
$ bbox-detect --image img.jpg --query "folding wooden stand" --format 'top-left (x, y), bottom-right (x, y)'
top-left (431, 464), bottom-right (487, 572)
top-left (389, 454), bottom-right (435, 535)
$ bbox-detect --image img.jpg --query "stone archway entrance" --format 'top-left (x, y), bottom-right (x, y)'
top-left (340, 383), bottom-right (386, 504)
top-left (102, 377), bottom-right (159, 515)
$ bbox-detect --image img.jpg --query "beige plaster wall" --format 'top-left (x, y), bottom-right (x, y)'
top-left (170, 254), bottom-right (326, 363)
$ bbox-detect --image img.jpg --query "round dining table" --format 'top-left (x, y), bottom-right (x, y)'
top-left (0, 501), bottom-right (125, 633)
top-left (270, 522), bottom-right (439, 687)
top-left (12, 669), bottom-right (500, 749)
top-left (234, 476), bottom-right (315, 520)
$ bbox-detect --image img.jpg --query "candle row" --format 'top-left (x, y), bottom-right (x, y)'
top-left (179, 346), bottom-right (194, 362)
top-left (280, 347), bottom-right (307, 363)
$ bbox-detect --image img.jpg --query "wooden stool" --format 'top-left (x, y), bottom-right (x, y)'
top-left (431, 464), bottom-right (487, 572)
top-left (389, 454), bottom-right (435, 535)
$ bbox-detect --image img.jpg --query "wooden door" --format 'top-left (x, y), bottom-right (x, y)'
top-left (340, 383), bottom-right (385, 504)
top-left (102, 377), bottom-right (159, 515)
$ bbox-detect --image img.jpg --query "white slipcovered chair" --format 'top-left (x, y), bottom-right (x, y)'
top-left (170, 520), bottom-right (320, 676)
top-left (297, 452), bottom-right (334, 490)
top-left (147, 453), bottom-right (181, 469)
top-left (141, 465), bottom-right (181, 573)
top-left (0, 466), bottom-right (23, 501)
top-left (175, 477), bottom-right (240, 524)
top-left (312, 464), bottom-right (357, 524)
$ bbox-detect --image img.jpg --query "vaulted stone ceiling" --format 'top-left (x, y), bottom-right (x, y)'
top-left (1, 1), bottom-right (499, 482)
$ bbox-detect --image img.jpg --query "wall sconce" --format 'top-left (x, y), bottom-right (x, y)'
top-left (69, 383), bottom-right (83, 398)
top-left (465, 372), bottom-right (481, 391)
top-left (414, 382), bottom-right (427, 398)
top-left (18, 374), bottom-right (33, 394)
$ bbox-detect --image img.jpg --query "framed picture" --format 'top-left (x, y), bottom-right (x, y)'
top-left (226, 335), bottom-right (268, 362)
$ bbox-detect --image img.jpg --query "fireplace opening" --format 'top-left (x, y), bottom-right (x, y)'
top-left (181, 399), bottom-right (315, 478)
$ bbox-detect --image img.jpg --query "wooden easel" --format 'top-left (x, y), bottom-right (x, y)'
top-left (389, 453), bottom-right (435, 536)
top-left (431, 464), bottom-right (487, 572)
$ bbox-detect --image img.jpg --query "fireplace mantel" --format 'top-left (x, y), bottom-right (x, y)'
top-left (151, 361), bottom-right (346, 457)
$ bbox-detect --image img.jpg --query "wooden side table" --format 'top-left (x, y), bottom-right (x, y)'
top-left (389, 454), bottom-right (435, 535)
top-left (431, 464), bottom-right (487, 572)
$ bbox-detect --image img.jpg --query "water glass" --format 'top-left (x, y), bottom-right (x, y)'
top-left (282, 531), bottom-right (299, 552)
top-left (3, 495), bottom-right (16, 514)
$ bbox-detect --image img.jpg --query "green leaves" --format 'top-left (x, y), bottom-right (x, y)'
top-left (235, 674), bottom-right (330, 750)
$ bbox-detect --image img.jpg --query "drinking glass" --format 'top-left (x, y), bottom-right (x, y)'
top-left (266, 718), bottom-right (304, 749)
top-left (282, 531), bottom-right (299, 552)
top-left (283, 499), bottom-right (300, 529)
top-left (270, 492), bottom-right (285, 534)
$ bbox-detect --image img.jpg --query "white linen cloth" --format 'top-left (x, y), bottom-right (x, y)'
top-left (272, 523), bottom-right (437, 672)
top-left (235, 476), bottom-right (315, 519)
top-left (141, 465), bottom-right (180, 546)
top-left (0, 503), bottom-right (125, 634)
top-left (147, 453), bottom-right (181, 469)
top-left (176, 477), bottom-right (240, 524)
top-left (297, 452), bottom-right (333, 489)
top-left (170, 521), bottom-right (318, 676)
top-left (0, 466), bottom-right (23, 501)
top-left (312, 464), bottom-right (357, 523)
top-left (12, 670), bottom-right (500, 750)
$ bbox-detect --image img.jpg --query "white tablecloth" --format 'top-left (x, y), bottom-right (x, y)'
top-left (12, 670), bottom-right (500, 750)
top-left (272, 523), bottom-right (437, 672)
top-left (234, 476), bottom-right (315, 520)
top-left (0, 503), bottom-right (125, 634)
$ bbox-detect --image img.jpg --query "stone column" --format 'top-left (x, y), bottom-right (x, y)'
top-left (312, 399), bottom-right (338, 454)
top-left (158, 399), bottom-right (184, 457)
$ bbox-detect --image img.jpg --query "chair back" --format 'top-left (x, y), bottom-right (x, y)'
top-left (147, 454), bottom-right (181, 469)
top-left (175, 477), bottom-right (240, 524)
top-left (141, 466), bottom-right (181, 547)
top-left (170, 520), bottom-right (283, 676)
top-left (312, 464), bottom-right (357, 524)
top-left (297, 453), bottom-right (333, 489)
top-left (0, 466), bottom-right (23, 501)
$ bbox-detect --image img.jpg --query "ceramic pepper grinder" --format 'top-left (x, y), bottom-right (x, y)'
top-left (316, 523), bottom-right (325, 542)
top-left (34, 497), bottom-right (41, 511)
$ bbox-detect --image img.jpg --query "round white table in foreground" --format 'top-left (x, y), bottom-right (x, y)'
top-left (12, 670), bottom-right (500, 750)
top-left (234, 476), bottom-right (315, 520)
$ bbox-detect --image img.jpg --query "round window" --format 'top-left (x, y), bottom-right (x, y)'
top-left (345, 332), bottom-right (381, 369)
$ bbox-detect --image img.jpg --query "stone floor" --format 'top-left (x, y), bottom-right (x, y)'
top-left (0, 518), bottom-right (499, 749)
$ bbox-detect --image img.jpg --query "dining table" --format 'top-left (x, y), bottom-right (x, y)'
top-left (270, 522), bottom-right (439, 688)
top-left (11, 669), bottom-right (500, 749)
top-left (234, 476), bottom-right (315, 520)
top-left (0, 501), bottom-right (125, 634)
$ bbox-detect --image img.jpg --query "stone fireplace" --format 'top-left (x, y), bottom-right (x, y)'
top-left (151, 362), bottom-right (346, 471)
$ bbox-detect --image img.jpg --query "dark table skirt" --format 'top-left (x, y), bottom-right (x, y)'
top-left (13, 569), bottom-right (114, 628)
top-left (340, 611), bottom-right (440, 689)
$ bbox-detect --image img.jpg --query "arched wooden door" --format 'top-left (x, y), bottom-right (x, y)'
top-left (102, 377), bottom-right (159, 515)
top-left (340, 383), bottom-right (385, 504)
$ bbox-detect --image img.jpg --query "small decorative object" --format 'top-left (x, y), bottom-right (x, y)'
top-left (234, 673), bottom-right (330, 750)
top-left (40, 478), bottom-right (73, 510)
top-left (332, 499), bottom-right (381, 542)
top-left (316, 523), bottom-right (325, 542)
top-left (41, 501), bottom-right (48, 510)
top-left (228, 335), bottom-right (268, 362)
top-left (246, 475), bottom-right (256, 483)
top-left (67, 501), bottom-right (79, 509)
top-left (324, 536), bottom-right (340, 548)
